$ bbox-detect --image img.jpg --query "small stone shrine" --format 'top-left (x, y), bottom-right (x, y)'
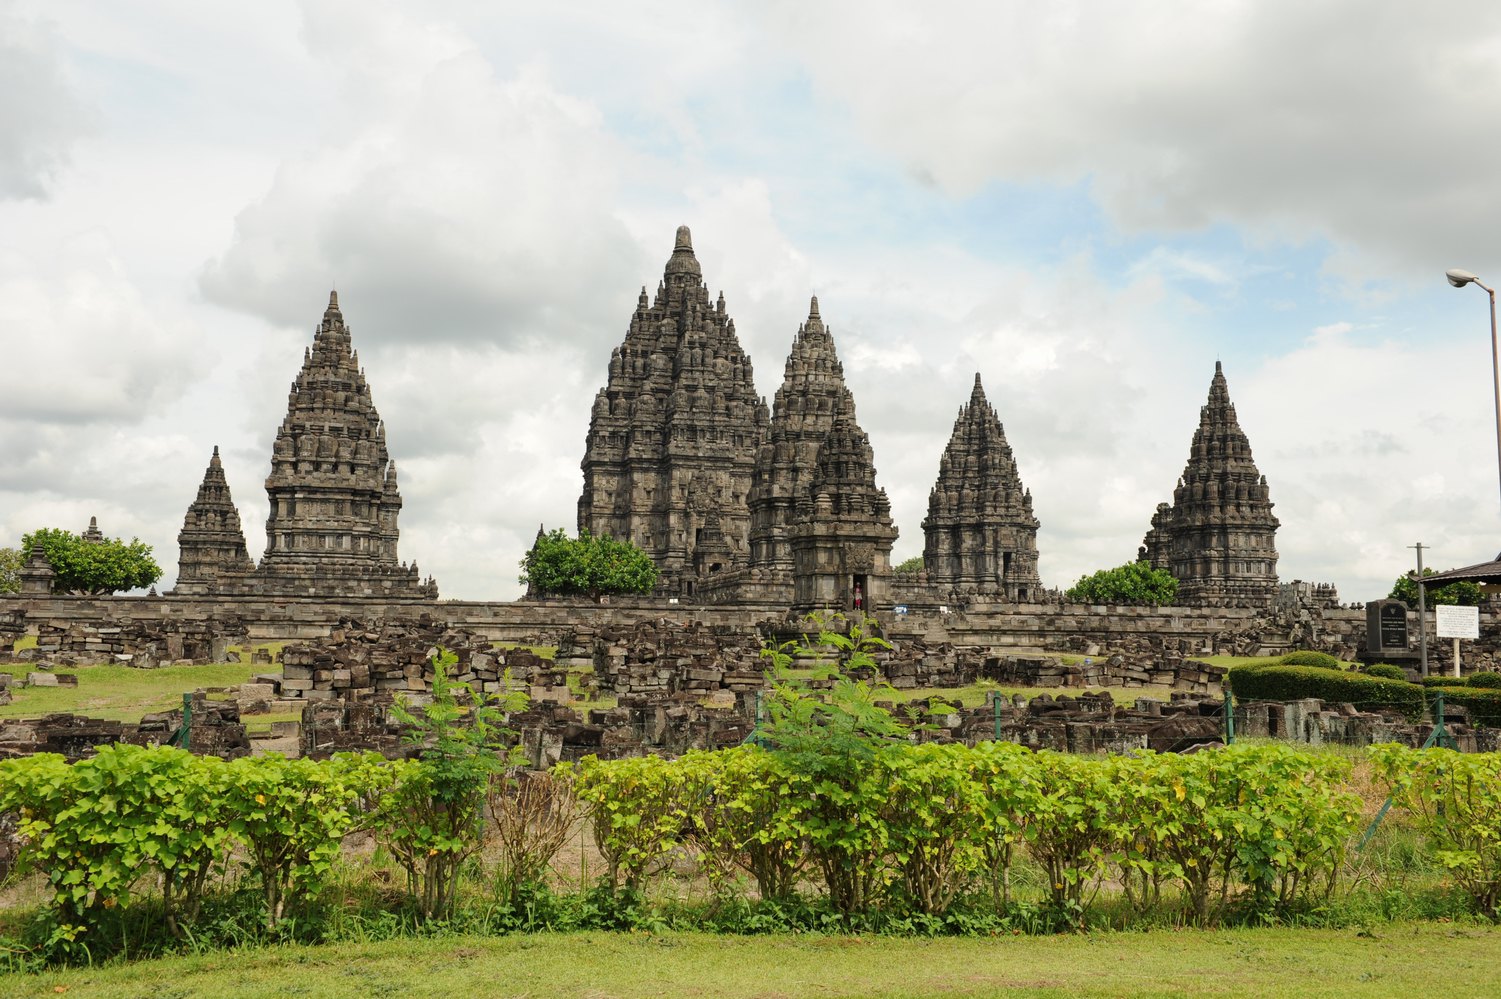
top-left (173, 446), bottom-right (255, 595)
top-left (921, 373), bottom-right (1041, 600)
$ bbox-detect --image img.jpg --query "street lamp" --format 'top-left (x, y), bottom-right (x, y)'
top-left (1446, 267), bottom-right (1501, 515)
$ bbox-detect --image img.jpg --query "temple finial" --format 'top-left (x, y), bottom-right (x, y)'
top-left (809, 295), bottom-right (820, 318)
top-left (675, 225), bottom-right (693, 252)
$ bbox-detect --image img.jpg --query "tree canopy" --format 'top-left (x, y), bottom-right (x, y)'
top-left (893, 555), bottom-right (925, 576)
top-left (518, 528), bottom-right (658, 601)
top-left (1066, 560), bottom-right (1179, 606)
top-left (21, 528), bottom-right (163, 595)
top-left (0, 547), bottom-right (21, 594)
top-left (1389, 568), bottom-right (1484, 609)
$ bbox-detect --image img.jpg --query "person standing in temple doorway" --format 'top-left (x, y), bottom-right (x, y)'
top-left (853, 581), bottom-right (863, 612)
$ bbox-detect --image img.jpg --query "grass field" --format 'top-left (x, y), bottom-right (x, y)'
top-left (7, 924), bottom-right (1498, 998)
top-left (0, 662), bottom-right (268, 721)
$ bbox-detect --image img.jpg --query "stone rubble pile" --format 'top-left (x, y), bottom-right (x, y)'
top-left (14, 616), bottom-right (246, 668)
top-left (277, 616), bottom-right (568, 703)
top-left (582, 620), bottom-right (767, 697)
top-left (0, 692), bottom-right (248, 760)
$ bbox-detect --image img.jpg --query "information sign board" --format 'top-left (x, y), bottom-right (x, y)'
top-left (1435, 604), bottom-right (1480, 640)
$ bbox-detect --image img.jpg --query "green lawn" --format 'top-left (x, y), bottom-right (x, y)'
top-left (7, 924), bottom-right (1498, 998)
top-left (0, 662), bottom-right (269, 722)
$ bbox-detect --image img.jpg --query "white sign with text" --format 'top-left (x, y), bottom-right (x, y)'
top-left (1435, 604), bottom-right (1480, 640)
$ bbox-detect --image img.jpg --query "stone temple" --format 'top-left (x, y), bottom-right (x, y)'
top-left (747, 298), bottom-right (855, 575)
top-left (577, 227), bottom-right (769, 595)
top-left (787, 389), bottom-right (898, 612)
top-left (174, 447), bottom-right (255, 594)
top-left (1140, 361), bottom-right (1278, 606)
top-left (921, 374), bottom-right (1041, 600)
top-left (172, 292), bottom-right (436, 599)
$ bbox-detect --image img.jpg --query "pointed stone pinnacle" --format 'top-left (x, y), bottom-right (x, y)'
top-left (809, 295), bottom-right (820, 318)
top-left (675, 225), bottom-right (693, 252)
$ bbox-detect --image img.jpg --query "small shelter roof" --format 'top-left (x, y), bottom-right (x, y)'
top-left (1415, 553), bottom-right (1501, 586)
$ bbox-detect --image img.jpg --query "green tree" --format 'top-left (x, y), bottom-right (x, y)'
top-left (1389, 569), bottom-right (1484, 609)
top-left (893, 555), bottom-right (925, 576)
top-left (1066, 560), bottom-right (1178, 605)
top-left (0, 546), bottom-right (21, 594)
top-left (518, 528), bottom-right (658, 602)
top-left (21, 527), bottom-right (162, 595)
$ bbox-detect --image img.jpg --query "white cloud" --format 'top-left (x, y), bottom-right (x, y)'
top-left (755, 1), bottom-right (1501, 284)
top-left (201, 3), bottom-right (648, 353)
top-left (0, 6), bottom-right (91, 199)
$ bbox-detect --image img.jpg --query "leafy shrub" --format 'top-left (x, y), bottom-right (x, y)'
top-left (1228, 665), bottom-right (1424, 718)
top-left (1280, 650), bottom-right (1343, 670)
top-left (575, 754), bottom-right (691, 892)
top-left (1371, 744), bottom-right (1501, 916)
top-left (677, 748), bottom-right (806, 901)
top-left (1363, 662), bottom-right (1408, 682)
top-left (375, 649), bottom-right (527, 920)
top-left (1468, 671), bottom-right (1501, 689)
top-left (0, 745), bottom-right (229, 941)
top-left (222, 751), bottom-right (389, 929)
top-left (879, 742), bottom-right (989, 916)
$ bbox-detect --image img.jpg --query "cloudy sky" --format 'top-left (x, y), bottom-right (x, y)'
top-left (5, 0), bottom-right (1501, 602)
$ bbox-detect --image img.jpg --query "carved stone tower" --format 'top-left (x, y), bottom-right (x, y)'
top-left (174, 446), bottom-right (255, 594)
top-left (1141, 361), bottom-right (1278, 606)
top-left (577, 227), bottom-right (769, 594)
top-left (789, 393), bottom-right (898, 613)
top-left (921, 374), bottom-right (1041, 600)
top-left (252, 291), bottom-right (436, 598)
top-left (748, 297), bottom-right (853, 580)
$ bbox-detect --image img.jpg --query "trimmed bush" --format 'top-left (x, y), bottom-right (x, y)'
top-left (1228, 664), bottom-right (1424, 718)
top-left (1430, 686), bottom-right (1501, 727)
top-left (1422, 675), bottom-right (1464, 688)
top-left (1468, 671), bottom-right (1501, 689)
top-left (1363, 662), bottom-right (1408, 682)
top-left (1280, 650), bottom-right (1343, 670)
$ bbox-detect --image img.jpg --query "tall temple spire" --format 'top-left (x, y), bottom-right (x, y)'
top-left (577, 226), bottom-right (767, 595)
top-left (1140, 361), bottom-right (1278, 606)
top-left (173, 445), bottom-right (255, 594)
top-left (748, 296), bottom-right (853, 575)
top-left (921, 373), bottom-right (1040, 600)
top-left (247, 291), bottom-right (436, 597)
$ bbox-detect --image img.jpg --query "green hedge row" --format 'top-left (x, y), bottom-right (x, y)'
top-left (1429, 686), bottom-right (1501, 727)
top-left (1228, 664), bottom-right (1425, 717)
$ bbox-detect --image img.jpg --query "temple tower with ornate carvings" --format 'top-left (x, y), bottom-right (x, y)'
top-left (1141, 361), bottom-right (1278, 606)
top-left (921, 374), bottom-right (1041, 600)
top-left (789, 392), bottom-right (899, 613)
top-left (173, 446), bottom-right (255, 594)
top-left (577, 227), bottom-right (769, 594)
top-left (247, 292), bottom-right (435, 598)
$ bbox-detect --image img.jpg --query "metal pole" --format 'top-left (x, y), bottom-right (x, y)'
top-left (1224, 688), bottom-right (1234, 746)
top-left (1411, 543), bottom-right (1429, 678)
top-left (1487, 282), bottom-right (1501, 515)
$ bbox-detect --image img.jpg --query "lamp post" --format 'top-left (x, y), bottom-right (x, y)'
top-left (1446, 268), bottom-right (1501, 514)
